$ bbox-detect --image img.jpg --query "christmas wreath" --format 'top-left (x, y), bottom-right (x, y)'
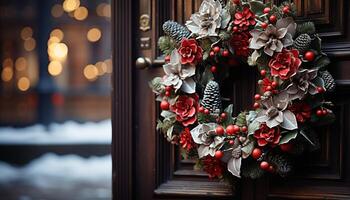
top-left (149, 0), bottom-right (336, 179)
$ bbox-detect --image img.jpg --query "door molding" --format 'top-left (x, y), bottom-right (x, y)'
top-left (112, 0), bottom-right (135, 199)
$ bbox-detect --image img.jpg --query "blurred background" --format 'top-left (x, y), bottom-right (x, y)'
top-left (0, 0), bottom-right (112, 199)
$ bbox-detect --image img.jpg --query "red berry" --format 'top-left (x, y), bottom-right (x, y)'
top-left (204, 109), bottom-right (210, 115)
top-left (304, 51), bottom-right (315, 61)
top-left (229, 140), bottom-right (235, 145)
top-left (260, 69), bottom-right (267, 76)
top-left (261, 22), bottom-right (268, 29)
top-left (222, 50), bottom-right (230, 57)
top-left (198, 106), bottom-right (204, 113)
top-left (165, 86), bottom-right (172, 92)
top-left (322, 109), bottom-right (328, 116)
top-left (254, 94), bottom-right (261, 100)
top-left (215, 126), bottom-right (225, 136)
top-left (317, 87), bottom-right (325, 93)
top-left (215, 150), bottom-right (224, 159)
top-left (271, 81), bottom-right (278, 88)
top-left (280, 143), bottom-right (293, 152)
top-left (241, 126), bottom-right (248, 133)
top-left (260, 161), bottom-right (270, 170)
top-left (316, 109), bottom-right (323, 117)
top-left (266, 86), bottom-right (273, 91)
top-left (213, 46), bottom-right (220, 53)
top-left (252, 148), bottom-right (262, 160)
top-left (160, 100), bottom-right (170, 110)
top-left (233, 26), bottom-right (239, 32)
top-left (226, 125), bottom-right (236, 135)
top-left (210, 66), bottom-right (217, 73)
top-left (269, 15), bottom-right (277, 23)
top-left (232, 0), bottom-right (240, 5)
top-left (210, 51), bottom-right (215, 57)
top-left (253, 102), bottom-right (260, 109)
top-left (233, 125), bottom-right (240, 133)
top-left (165, 55), bottom-right (171, 62)
top-left (263, 7), bottom-right (271, 14)
top-left (165, 91), bottom-right (171, 97)
top-left (268, 165), bottom-right (275, 173)
top-left (283, 6), bottom-right (290, 13)
top-left (220, 112), bottom-right (227, 119)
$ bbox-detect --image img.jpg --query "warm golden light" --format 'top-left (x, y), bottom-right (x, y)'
top-left (48, 61), bottom-right (63, 76)
top-left (48, 36), bottom-right (61, 46)
top-left (21, 27), bottom-right (33, 40)
top-left (51, 4), bottom-right (64, 18)
top-left (104, 59), bottom-right (113, 73)
top-left (83, 64), bottom-right (98, 80)
top-left (63, 0), bottom-right (80, 12)
top-left (50, 29), bottom-right (64, 41)
top-left (87, 28), bottom-right (102, 42)
top-left (24, 38), bottom-right (36, 51)
top-left (3, 58), bottom-right (13, 68)
top-left (17, 77), bottom-right (31, 91)
top-left (15, 57), bottom-right (27, 71)
top-left (95, 61), bottom-right (107, 75)
top-left (48, 43), bottom-right (68, 60)
top-left (96, 3), bottom-right (106, 16)
top-left (74, 6), bottom-right (88, 21)
top-left (102, 4), bottom-right (111, 18)
top-left (1, 67), bottom-right (13, 82)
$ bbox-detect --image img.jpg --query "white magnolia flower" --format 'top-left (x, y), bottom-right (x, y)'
top-left (185, 0), bottom-right (230, 39)
top-left (162, 50), bottom-right (196, 93)
top-left (190, 123), bottom-right (224, 158)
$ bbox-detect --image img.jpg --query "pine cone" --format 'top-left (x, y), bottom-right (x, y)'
top-left (293, 34), bottom-right (312, 54)
top-left (162, 21), bottom-right (191, 43)
top-left (267, 154), bottom-right (293, 178)
top-left (320, 70), bottom-right (336, 92)
top-left (201, 81), bottom-right (222, 113)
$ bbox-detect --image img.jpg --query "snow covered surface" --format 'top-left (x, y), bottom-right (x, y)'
top-left (0, 153), bottom-right (111, 199)
top-left (0, 120), bottom-right (111, 145)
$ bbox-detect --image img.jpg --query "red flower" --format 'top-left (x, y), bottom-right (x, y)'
top-left (179, 128), bottom-right (195, 151)
top-left (178, 38), bottom-right (203, 65)
top-left (269, 49), bottom-right (302, 80)
top-left (289, 102), bottom-right (312, 123)
top-left (202, 156), bottom-right (225, 179)
top-left (233, 7), bottom-right (256, 31)
top-left (170, 94), bottom-right (199, 126)
top-left (254, 124), bottom-right (281, 147)
top-left (230, 31), bottom-right (251, 57)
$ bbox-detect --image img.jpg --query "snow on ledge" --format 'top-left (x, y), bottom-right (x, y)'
top-left (0, 120), bottom-right (111, 145)
top-left (0, 153), bottom-right (111, 187)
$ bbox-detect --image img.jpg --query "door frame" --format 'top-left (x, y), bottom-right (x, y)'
top-left (112, 0), bottom-right (135, 199)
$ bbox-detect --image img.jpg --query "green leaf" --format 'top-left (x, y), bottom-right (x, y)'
top-left (236, 112), bottom-right (247, 127)
top-left (248, 120), bottom-right (261, 136)
top-left (161, 110), bottom-right (176, 119)
top-left (241, 141), bottom-right (254, 158)
top-left (312, 77), bottom-right (325, 88)
top-left (249, 0), bottom-right (265, 16)
top-left (279, 130), bottom-right (298, 144)
top-left (314, 54), bottom-right (330, 70)
top-left (224, 104), bottom-right (234, 117)
top-left (158, 36), bottom-right (176, 55)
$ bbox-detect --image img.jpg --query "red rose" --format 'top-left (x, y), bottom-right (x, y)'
top-left (170, 94), bottom-right (199, 126)
top-left (289, 102), bottom-right (311, 123)
top-left (254, 124), bottom-right (281, 147)
top-left (202, 156), bottom-right (225, 179)
top-left (234, 7), bottom-right (256, 31)
top-left (230, 31), bottom-right (251, 57)
top-left (179, 128), bottom-right (196, 151)
top-left (269, 49), bottom-right (302, 80)
top-left (178, 38), bottom-right (203, 65)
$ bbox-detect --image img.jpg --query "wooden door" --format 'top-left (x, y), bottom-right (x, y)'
top-left (112, 0), bottom-right (350, 199)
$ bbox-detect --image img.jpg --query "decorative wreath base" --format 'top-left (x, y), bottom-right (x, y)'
top-left (150, 0), bottom-right (335, 180)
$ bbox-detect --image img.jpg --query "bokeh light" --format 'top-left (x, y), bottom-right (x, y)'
top-left (1, 67), bottom-right (14, 82)
top-left (17, 77), bottom-right (31, 91)
top-left (50, 29), bottom-right (64, 41)
top-left (83, 64), bottom-right (98, 80)
top-left (48, 61), bottom-right (63, 76)
top-left (87, 28), bottom-right (101, 42)
top-left (24, 37), bottom-right (36, 51)
top-left (20, 27), bottom-right (33, 40)
top-left (51, 4), bottom-right (64, 18)
top-left (15, 57), bottom-right (27, 71)
top-left (74, 6), bottom-right (88, 21)
top-left (48, 43), bottom-right (68, 60)
top-left (62, 0), bottom-right (80, 12)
